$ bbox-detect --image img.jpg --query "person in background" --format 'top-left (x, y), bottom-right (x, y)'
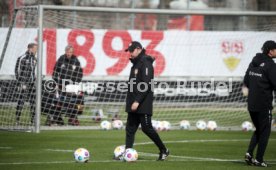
top-left (52, 45), bottom-right (83, 125)
top-left (15, 43), bottom-right (38, 125)
top-left (243, 40), bottom-right (276, 167)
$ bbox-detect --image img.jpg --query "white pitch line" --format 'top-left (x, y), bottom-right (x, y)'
top-left (2, 138), bottom-right (275, 166)
top-left (0, 147), bottom-right (12, 149)
top-left (0, 161), bottom-right (75, 165)
top-left (0, 160), bottom-right (124, 165)
top-left (44, 149), bottom-right (276, 164)
top-left (1, 158), bottom-right (276, 165)
top-left (140, 152), bottom-right (239, 161)
top-left (134, 138), bottom-right (276, 146)
top-left (139, 152), bottom-right (276, 164)
top-left (45, 149), bottom-right (74, 152)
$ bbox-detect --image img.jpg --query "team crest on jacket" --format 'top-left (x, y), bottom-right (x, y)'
top-left (260, 63), bottom-right (265, 67)
top-left (221, 40), bottom-right (244, 72)
top-left (134, 69), bottom-right (138, 76)
top-left (72, 65), bottom-right (76, 70)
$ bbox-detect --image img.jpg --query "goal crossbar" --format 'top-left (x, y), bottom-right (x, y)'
top-left (17, 5), bottom-right (276, 16)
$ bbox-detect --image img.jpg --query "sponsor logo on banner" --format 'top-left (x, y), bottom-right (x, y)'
top-left (221, 40), bottom-right (244, 71)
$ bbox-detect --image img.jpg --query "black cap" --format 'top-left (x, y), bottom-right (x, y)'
top-left (262, 40), bottom-right (276, 53)
top-left (125, 41), bottom-right (143, 52)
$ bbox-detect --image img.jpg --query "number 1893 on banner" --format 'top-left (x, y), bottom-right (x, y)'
top-left (41, 29), bottom-right (165, 76)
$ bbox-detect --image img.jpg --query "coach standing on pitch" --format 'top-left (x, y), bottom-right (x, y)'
top-left (124, 41), bottom-right (169, 161)
top-left (15, 43), bottom-right (38, 125)
top-left (52, 45), bottom-right (83, 125)
top-left (243, 40), bottom-right (276, 167)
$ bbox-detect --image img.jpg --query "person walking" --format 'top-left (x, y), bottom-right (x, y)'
top-left (243, 40), bottom-right (276, 167)
top-left (124, 41), bottom-right (169, 161)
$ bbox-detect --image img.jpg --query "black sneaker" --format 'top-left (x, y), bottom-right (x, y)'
top-left (244, 153), bottom-right (254, 165)
top-left (157, 149), bottom-right (169, 161)
top-left (254, 160), bottom-right (268, 167)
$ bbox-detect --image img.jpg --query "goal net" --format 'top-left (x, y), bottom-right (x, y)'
top-left (0, 6), bottom-right (276, 131)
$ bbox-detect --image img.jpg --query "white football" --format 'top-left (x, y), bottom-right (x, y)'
top-left (196, 120), bottom-right (207, 130)
top-left (180, 120), bottom-right (190, 130)
top-left (155, 121), bottom-right (164, 131)
top-left (114, 145), bottom-right (125, 160)
top-left (156, 121), bottom-right (166, 131)
top-left (160, 121), bottom-right (171, 131)
top-left (112, 120), bottom-right (124, 130)
top-left (123, 148), bottom-right (138, 162)
top-left (74, 148), bottom-right (90, 163)
top-left (207, 121), bottom-right (217, 131)
top-left (242, 121), bottom-right (253, 131)
top-left (151, 120), bottom-right (158, 130)
top-left (100, 120), bottom-right (112, 130)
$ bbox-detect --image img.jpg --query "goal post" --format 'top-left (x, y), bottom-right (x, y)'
top-left (1, 5), bottom-right (276, 132)
top-left (35, 5), bottom-right (43, 133)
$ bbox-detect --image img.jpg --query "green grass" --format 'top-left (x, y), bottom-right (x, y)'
top-left (0, 130), bottom-right (275, 170)
top-left (0, 106), bottom-right (255, 127)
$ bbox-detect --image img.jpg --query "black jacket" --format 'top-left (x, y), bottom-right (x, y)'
top-left (52, 54), bottom-right (83, 87)
top-left (243, 53), bottom-right (276, 112)
top-left (15, 51), bottom-right (37, 84)
top-left (125, 50), bottom-right (154, 115)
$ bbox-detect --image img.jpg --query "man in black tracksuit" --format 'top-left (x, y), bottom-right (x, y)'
top-left (124, 41), bottom-right (169, 161)
top-left (15, 43), bottom-right (38, 125)
top-left (52, 45), bottom-right (83, 125)
top-left (243, 40), bottom-right (276, 167)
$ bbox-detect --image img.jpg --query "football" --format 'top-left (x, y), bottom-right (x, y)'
top-left (241, 121), bottom-right (253, 131)
top-left (74, 148), bottom-right (90, 163)
top-left (112, 120), bottom-right (124, 130)
top-left (196, 120), bottom-right (207, 130)
top-left (155, 121), bottom-right (164, 131)
top-left (100, 120), bottom-right (112, 130)
top-left (207, 120), bottom-right (217, 131)
top-left (161, 121), bottom-right (171, 131)
top-left (123, 148), bottom-right (138, 162)
top-left (180, 120), bottom-right (190, 130)
top-left (151, 120), bottom-right (160, 130)
top-left (114, 145), bottom-right (125, 160)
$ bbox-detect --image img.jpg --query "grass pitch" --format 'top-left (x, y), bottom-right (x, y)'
top-left (0, 106), bottom-right (252, 127)
top-left (0, 130), bottom-right (275, 170)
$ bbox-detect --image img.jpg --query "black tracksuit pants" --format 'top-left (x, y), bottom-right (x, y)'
top-left (15, 83), bottom-right (36, 123)
top-left (247, 110), bottom-right (272, 162)
top-left (125, 112), bottom-right (166, 152)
